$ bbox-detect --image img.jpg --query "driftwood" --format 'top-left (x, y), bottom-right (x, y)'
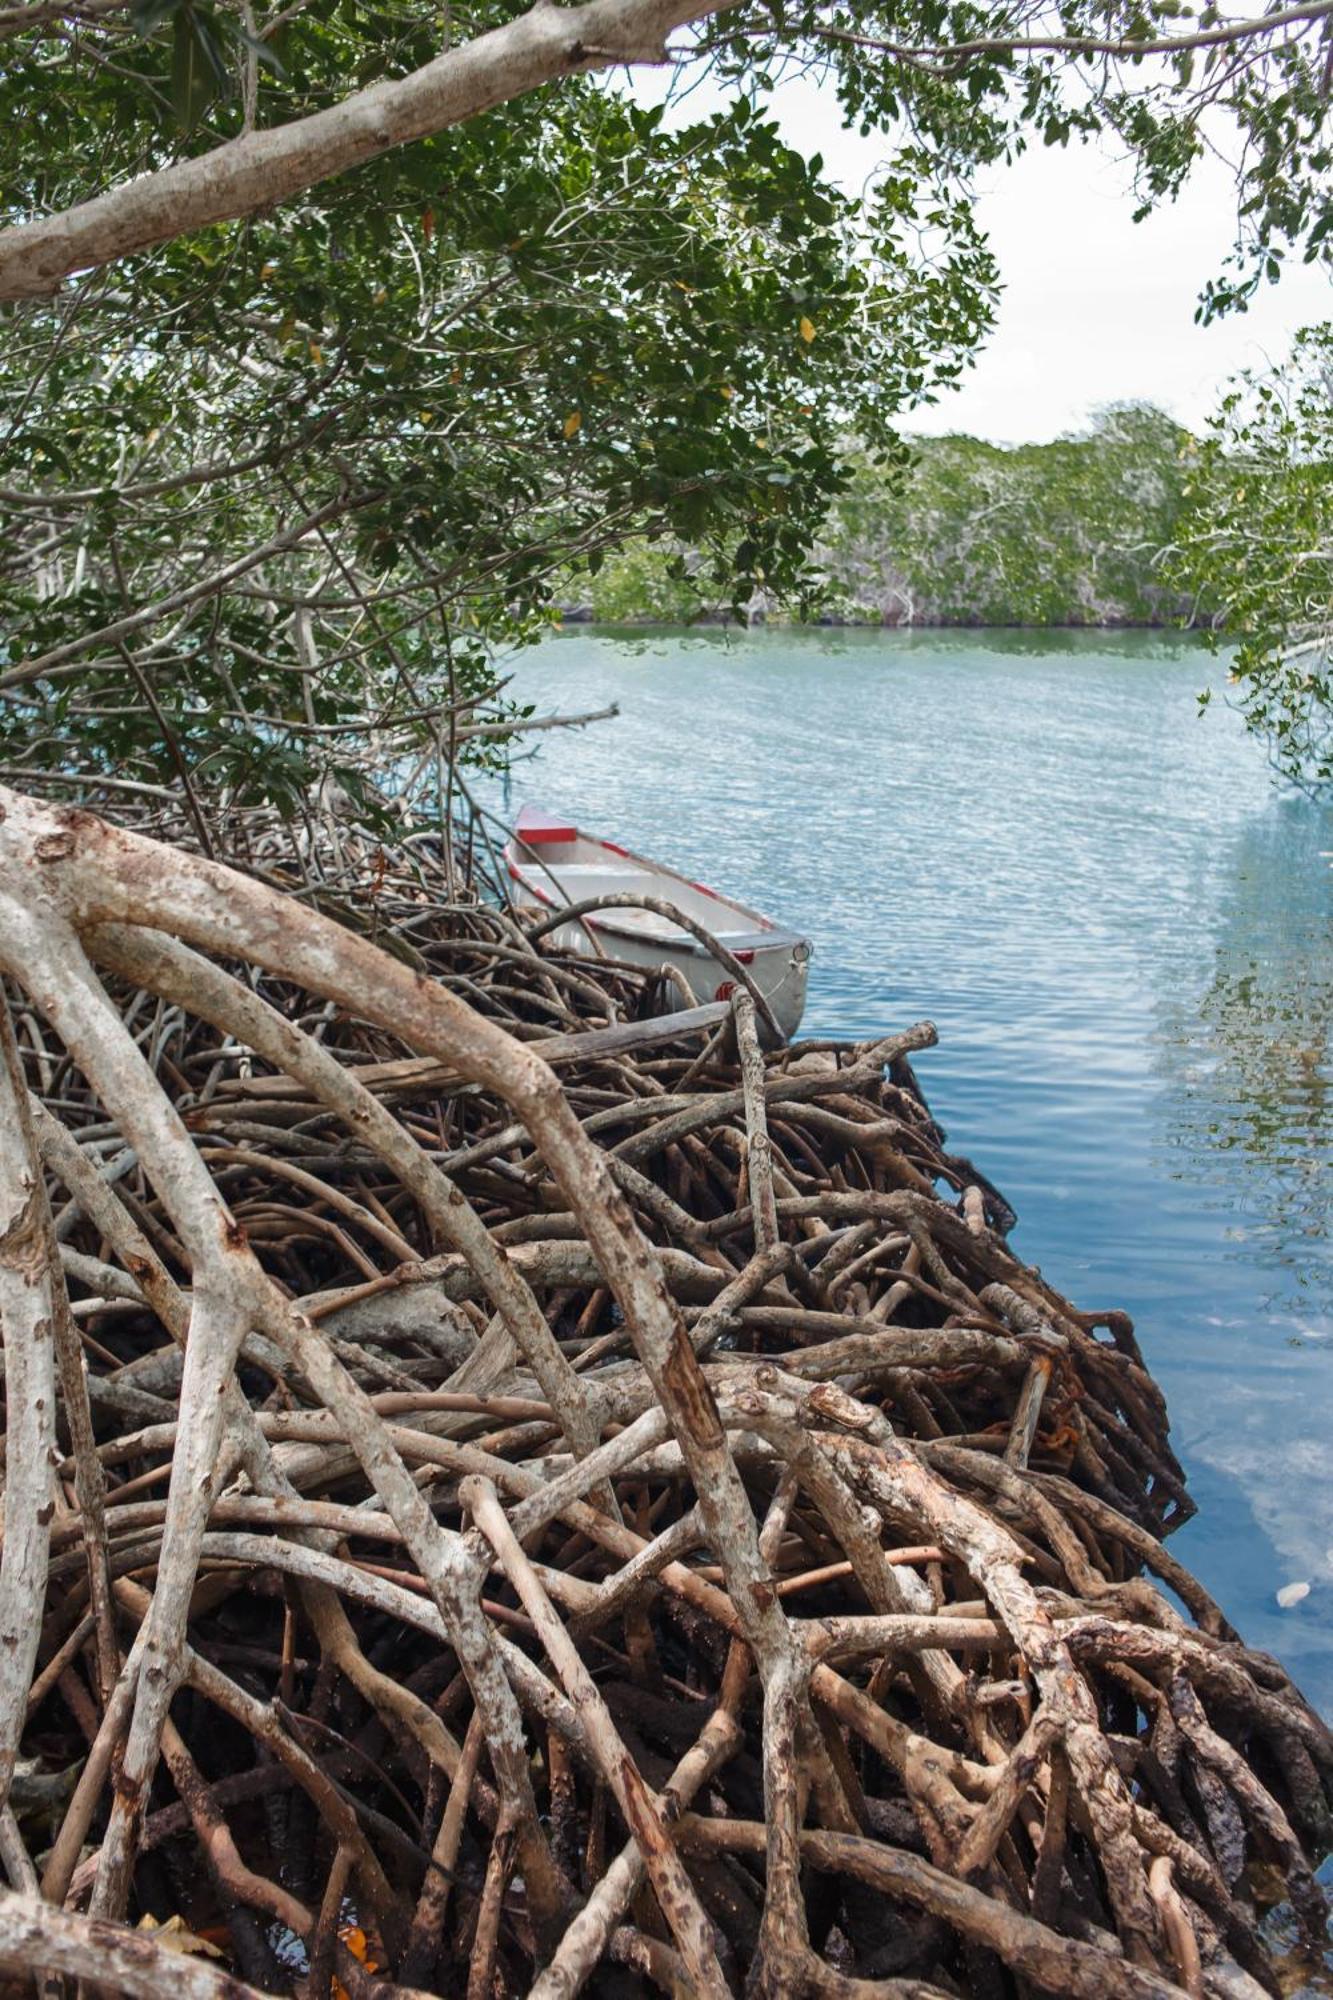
top-left (0, 782), bottom-right (1328, 2000)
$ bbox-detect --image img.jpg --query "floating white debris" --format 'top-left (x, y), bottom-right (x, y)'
top-left (1276, 1581), bottom-right (1311, 1609)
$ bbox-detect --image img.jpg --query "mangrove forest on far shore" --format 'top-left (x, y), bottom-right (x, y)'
top-left (567, 403), bottom-right (1205, 629)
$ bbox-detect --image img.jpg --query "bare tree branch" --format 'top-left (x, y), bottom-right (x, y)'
top-left (801, 0), bottom-right (1333, 66)
top-left (0, 0), bottom-right (729, 302)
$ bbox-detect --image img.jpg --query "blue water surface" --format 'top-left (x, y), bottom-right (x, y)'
top-left (486, 625), bottom-right (1333, 1708)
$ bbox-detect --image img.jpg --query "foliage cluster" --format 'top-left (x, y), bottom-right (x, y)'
top-left (2, 0), bottom-right (1332, 810)
top-left (579, 405), bottom-right (1201, 627)
top-left (1170, 325), bottom-right (1333, 790)
top-left (0, 81), bottom-right (993, 817)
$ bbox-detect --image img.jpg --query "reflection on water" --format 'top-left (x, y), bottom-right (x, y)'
top-left (485, 625), bottom-right (1333, 1708)
top-left (1157, 809), bottom-right (1332, 1323)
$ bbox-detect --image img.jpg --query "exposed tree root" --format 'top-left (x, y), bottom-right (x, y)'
top-left (0, 783), bottom-right (1327, 2000)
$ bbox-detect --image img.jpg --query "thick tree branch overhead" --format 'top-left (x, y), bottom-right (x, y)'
top-left (1, 0), bottom-right (1327, 805)
top-left (0, 0), bottom-right (729, 301)
top-left (3, 0), bottom-right (1331, 306)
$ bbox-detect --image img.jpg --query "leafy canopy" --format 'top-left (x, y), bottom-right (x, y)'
top-left (1172, 326), bottom-right (1333, 792)
top-left (2, 0), bottom-right (1331, 814)
top-left (824, 405), bottom-right (1199, 626)
top-left (0, 80), bottom-right (993, 813)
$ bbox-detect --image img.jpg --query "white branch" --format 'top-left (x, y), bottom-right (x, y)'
top-left (0, 0), bottom-right (727, 302)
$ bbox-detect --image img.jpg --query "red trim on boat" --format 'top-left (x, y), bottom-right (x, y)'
top-left (515, 807), bottom-right (577, 844)
top-left (600, 839), bottom-right (629, 857)
top-left (510, 858), bottom-right (556, 906)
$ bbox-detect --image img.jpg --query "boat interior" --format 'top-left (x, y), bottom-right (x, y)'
top-left (510, 830), bottom-right (777, 947)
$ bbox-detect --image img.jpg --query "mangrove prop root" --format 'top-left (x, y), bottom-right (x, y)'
top-left (0, 782), bottom-right (1327, 2000)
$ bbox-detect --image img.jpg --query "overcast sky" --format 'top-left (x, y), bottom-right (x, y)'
top-left (640, 64), bottom-right (1333, 444)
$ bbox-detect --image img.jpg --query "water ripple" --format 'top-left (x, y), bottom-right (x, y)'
top-left (485, 626), bottom-right (1333, 1708)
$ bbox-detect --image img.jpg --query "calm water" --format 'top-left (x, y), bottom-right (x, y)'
top-left (488, 625), bottom-right (1333, 1709)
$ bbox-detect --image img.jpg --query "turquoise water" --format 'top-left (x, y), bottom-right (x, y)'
top-left (489, 625), bottom-right (1333, 1708)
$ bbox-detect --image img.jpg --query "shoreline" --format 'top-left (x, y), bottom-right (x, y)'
top-left (556, 607), bottom-right (1203, 634)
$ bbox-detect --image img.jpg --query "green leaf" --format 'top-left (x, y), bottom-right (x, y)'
top-left (18, 429), bottom-right (73, 474)
top-left (131, 0), bottom-right (182, 33)
top-left (171, 7), bottom-right (225, 132)
top-left (220, 13), bottom-right (288, 79)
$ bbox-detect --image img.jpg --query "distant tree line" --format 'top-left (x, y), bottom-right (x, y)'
top-left (572, 341), bottom-right (1333, 795)
top-left (572, 403), bottom-right (1203, 628)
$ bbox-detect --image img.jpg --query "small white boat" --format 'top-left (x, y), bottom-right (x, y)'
top-left (503, 805), bottom-right (812, 1038)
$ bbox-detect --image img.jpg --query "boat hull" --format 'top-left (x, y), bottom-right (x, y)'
top-left (541, 918), bottom-right (810, 1040)
top-left (503, 806), bottom-right (812, 1038)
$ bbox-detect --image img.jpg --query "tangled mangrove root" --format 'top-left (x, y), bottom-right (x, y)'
top-left (0, 782), bottom-right (1329, 2000)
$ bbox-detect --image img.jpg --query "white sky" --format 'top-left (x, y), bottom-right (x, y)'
top-left (637, 64), bottom-right (1333, 444)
